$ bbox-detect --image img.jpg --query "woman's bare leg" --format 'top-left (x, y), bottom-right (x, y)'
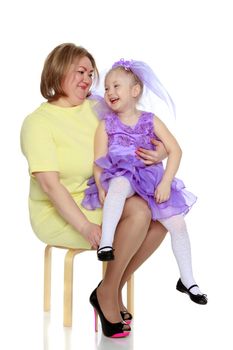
top-left (118, 219), bottom-right (167, 311)
top-left (96, 196), bottom-right (151, 323)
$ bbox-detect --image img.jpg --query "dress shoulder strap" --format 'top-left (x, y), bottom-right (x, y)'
top-left (104, 113), bottom-right (118, 135)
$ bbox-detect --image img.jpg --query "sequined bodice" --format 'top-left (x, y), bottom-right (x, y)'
top-left (105, 112), bottom-right (156, 154)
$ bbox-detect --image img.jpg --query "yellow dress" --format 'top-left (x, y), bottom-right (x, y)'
top-left (20, 100), bottom-right (102, 248)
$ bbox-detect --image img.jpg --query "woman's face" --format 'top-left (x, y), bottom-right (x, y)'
top-left (61, 56), bottom-right (94, 106)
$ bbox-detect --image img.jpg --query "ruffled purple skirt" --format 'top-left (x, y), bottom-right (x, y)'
top-left (82, 153), bottom-right (197, 221)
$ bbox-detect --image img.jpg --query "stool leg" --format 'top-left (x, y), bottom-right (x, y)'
top-left (63, 249), bottom-right (82, 327)
top-left (127, 274), bottom-right (134, 314)
top-left (44, 245), bottom-right (52, 312)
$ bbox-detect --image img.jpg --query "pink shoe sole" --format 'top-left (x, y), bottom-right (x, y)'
top-left (111, 332), bottom-right (130, 338)
top-left (124, 320), bottom-right (131, 325)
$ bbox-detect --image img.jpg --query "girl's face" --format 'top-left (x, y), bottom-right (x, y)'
top-left (104, 70), bottom-right (139, 113)
top-left (61, 56), bottom-right (94, 106)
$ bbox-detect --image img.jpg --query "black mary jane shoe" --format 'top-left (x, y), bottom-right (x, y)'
top-left (89, 287), bottom-right (130, 338)
top-left (97, 246), bottom-right (115, 261)
top-left (120, 310), bottom-right (133, 324)
top-left (176, 278), bottom-right (208, 305)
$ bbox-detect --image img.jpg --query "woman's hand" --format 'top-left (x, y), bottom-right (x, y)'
top-left (154, 180), bottom-right (171, 203)
top-left (80, 221), bottom-right (102, 250)
top-left (135, 139), bottom-right (168, 165)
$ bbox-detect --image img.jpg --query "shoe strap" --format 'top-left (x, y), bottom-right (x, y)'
top-left (188, 284), bottom-right (199, 291)
top-left (97, 246), bottom-right (114, 253)
top-left (121, 311), bottom-right (132, 320)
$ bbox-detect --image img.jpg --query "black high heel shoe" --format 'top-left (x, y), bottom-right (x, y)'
top-left (120, 310), bottom-right (133, 324)
top-left (176, 278), bottom-right (208, 305)
top-left (89, 287), bottom-right (131, 338)
top-left (97, 246), bottom-right (115, 261)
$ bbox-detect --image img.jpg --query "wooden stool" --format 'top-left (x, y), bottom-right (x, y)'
top-left (43, 245), bottom-right (134, 327)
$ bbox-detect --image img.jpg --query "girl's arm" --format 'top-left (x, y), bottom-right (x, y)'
top-left (153, 116), bottom-right (182, 203)
top-left (33, 171), bottom-right (101, 249)
top-left (93, 120), bottom-right (108, 204)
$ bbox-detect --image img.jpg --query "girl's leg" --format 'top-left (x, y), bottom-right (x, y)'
top-left (160, 214), bottom-right (202, 295)
top-left (99, 176), bottom-right (135, 252)
top-left (118, 219), bottom-right (167, 311)
top-left (96, 196), bottom-right (151, 323)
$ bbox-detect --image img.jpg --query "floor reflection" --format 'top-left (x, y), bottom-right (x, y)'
top-left (64, 327), bottom-right (72, 350)
top-left (43, 312), bottom-right (50, 350)
top-left (43, 312), bottom-right (134, 350)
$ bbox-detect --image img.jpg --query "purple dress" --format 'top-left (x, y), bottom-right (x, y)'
top-left (82, 111), bottom-right (196, 220)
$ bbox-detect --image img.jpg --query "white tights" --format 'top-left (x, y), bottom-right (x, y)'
top-left (160, 215), bottom-right (201, 294)
top-left (99, 176), bottom-right (135, 251)
top-left (99, 176), bottom-right (201, 293)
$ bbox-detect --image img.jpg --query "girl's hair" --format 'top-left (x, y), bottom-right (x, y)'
top-left (40, 43), bottom-right (99, 101)
top-left (106, 66), bottom-right (144, 99)
top-left (107, 59), bottom-right (175, 116)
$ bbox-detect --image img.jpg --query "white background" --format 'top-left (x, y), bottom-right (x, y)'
top-left (1, 0), bottom-right (233, 349)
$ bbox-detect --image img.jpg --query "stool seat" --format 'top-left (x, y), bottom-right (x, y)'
top-left (43, 245), bottom-right (134, 327)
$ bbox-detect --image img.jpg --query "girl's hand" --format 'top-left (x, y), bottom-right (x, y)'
top-left (154, 180), bottom-right (171, 203)
top-left (98, 187), bottom-right (106, 206)
top-left (80, 221), bottom-right (102, 249)
top-left (135, 139), bottom-right (168, 165)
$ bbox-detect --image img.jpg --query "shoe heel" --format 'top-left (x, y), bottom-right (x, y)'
top-left (94, 308), bottom-right (98, 332)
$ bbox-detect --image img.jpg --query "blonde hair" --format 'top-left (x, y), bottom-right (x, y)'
top-left (40, 43), bottom-right (99, 101)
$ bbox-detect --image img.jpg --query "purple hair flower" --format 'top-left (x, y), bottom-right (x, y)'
top-left (112, 58), bottom-right (133, 71)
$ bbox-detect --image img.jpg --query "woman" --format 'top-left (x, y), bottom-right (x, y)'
top-left (20, 43), bottom-right (167, 337)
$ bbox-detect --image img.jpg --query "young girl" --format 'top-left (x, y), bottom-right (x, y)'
top-left (82, 59), bottom-right (207, 305)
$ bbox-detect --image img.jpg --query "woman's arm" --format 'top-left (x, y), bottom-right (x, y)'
top-left (93, 120), bottom-right (108, 205)
top-left (135, 139), bottom-right (168, 165)
top-left (33, 171), bottom-right (101, 249)
top-left (153, 116), bottom-right (182, 203)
